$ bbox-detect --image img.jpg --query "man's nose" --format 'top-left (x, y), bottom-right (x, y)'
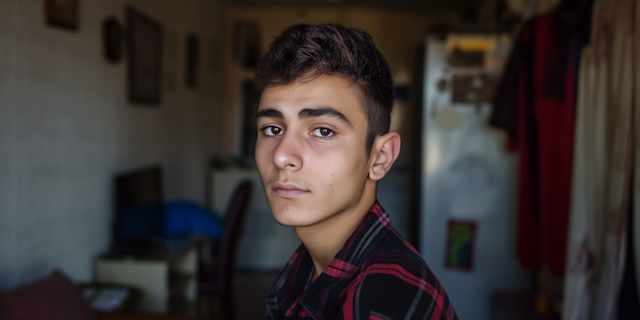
top-left (273, 129), bottom-right (303, 170)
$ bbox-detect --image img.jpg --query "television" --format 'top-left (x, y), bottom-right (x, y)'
top-left (112, 165), bottom-right (165, 256)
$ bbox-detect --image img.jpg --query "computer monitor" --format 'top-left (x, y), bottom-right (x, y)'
top-left (113, 165), bottom-right (164, 256)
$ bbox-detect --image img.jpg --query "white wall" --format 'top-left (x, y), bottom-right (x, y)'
top-left (0, 0), bottom-right (224, 290)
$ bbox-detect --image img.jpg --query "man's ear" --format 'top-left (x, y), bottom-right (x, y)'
top-left (369, 132), bottom-right (401, 181)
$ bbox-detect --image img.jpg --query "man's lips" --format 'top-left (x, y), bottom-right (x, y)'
top-left (271, 181), bottom-right (310, 198)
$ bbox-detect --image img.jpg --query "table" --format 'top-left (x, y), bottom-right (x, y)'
top-left (95, 240), bottom-right (201, 313)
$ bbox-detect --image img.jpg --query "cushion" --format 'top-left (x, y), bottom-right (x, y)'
top-left (0, 270), bottom-right (95, 320)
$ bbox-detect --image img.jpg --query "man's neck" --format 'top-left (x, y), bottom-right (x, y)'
top-left (294, 179), bottom-right (378, 282)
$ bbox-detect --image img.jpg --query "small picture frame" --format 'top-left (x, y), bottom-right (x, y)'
top-left (44, 0), bottom-right (79, 30)
top-left (185, 34), bottom-right (200, 88)
top-left (445, 219), bottom-right (477, 271)
top-left (451, 74), bottom-right (499, 104)
top-left (126, 6), bottom-right (163, 106)
top-left (102, 17), bottom-right (123, 63)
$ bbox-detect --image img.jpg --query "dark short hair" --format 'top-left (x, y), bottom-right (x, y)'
top-left (256, 23), bottom-right (394, 155)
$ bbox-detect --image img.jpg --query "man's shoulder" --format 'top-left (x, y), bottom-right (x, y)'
top-left (339, 228), bottom-right (458, 320)
top-left (355, 231), bottom-right (441, 299)
top-left (365, 227), bottom-right (428, 270)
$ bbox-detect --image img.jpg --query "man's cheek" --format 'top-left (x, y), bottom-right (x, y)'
top-left (256, 148), bottom-right (273, 171)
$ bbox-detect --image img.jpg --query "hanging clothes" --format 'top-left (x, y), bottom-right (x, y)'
top-left (634, 0), bottom-right (640, 311)
top-left (490, 1), bottom-right (589, 277)
top-left (617, 195), bottom-right (640, 319)
top-left (562, 0), bottom-right (636, 319)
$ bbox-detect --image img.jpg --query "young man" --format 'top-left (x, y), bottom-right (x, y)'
top-left (255, 24), bottom-right (458, 320)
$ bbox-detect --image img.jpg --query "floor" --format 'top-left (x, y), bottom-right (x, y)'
top-left (198, 270), bottom-right (280, 320)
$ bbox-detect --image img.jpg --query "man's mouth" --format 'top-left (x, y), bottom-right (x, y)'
top-left (271, 181), bottom-right (310, 198)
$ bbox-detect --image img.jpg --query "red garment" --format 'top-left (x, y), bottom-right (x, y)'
top-left (533, 15), bottom-right (577, 277)
top-left (513, 25), bottom-right (540, 271)
top-left (492, 13), bottom-right (577, 277)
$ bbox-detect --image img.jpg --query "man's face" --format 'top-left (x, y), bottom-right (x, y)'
top-left (255, 75), bottom-right (371, 227)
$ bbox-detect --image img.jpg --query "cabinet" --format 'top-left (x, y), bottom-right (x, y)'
top-left (95, 244), bottom-right (198, 313)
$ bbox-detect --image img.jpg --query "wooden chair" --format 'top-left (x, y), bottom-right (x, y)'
top-left (198, 180), bottom-right (252, 320)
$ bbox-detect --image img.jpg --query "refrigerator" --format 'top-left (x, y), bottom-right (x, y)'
top-left (419, 34), bottom-right (531, 320)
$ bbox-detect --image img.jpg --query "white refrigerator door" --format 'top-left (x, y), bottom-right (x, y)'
top-left (419, 36), bottom-right (530, 320)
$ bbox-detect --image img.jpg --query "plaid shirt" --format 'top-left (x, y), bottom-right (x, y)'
top-left (266, 201), bottom-right (458, 320)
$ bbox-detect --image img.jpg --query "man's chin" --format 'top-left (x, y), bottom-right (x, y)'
top-left (270, 205), bottom-right (316, 227)
top-left (271, 208), bottom-right (303, 227)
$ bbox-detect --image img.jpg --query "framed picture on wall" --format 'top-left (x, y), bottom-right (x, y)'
top-left (44, 0), bottom-right (79, 30)
top-left (127, 6), bottom-right (163, 106)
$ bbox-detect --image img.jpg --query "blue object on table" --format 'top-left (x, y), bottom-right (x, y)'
top-left (164, 201), bottom-right (223, 239)
top-left (118, 204), bottom-right (164, 241)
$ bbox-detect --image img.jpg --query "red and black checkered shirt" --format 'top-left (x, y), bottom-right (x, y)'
top-left (266, 200), bottom-right (458, 320)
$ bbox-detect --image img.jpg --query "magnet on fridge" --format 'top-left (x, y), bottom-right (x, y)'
top-left (445, 219), bottom-right (477, 271)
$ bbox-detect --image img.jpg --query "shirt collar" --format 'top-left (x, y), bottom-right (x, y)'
top-left (267, 200), bottom-right (393, 320)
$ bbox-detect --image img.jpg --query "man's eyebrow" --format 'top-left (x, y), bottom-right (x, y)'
top-left (298, 107), bottom-right (353, 127)
top-left (255, 108), bottom-right (284, 120)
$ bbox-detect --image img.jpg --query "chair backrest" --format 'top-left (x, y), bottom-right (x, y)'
top-left (216, 180), bottom-right (252, 289)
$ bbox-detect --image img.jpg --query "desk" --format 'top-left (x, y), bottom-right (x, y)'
top-left (95, 241), bottom-right (200, 313)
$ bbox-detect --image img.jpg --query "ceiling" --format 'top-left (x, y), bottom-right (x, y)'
top-left (221, 0), bottom-right (482, 12)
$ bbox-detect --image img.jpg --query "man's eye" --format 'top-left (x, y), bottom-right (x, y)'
top-left (263, 126), bottom-right (283, 136)
top-left (312, 127), bottom-right (334, 138)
